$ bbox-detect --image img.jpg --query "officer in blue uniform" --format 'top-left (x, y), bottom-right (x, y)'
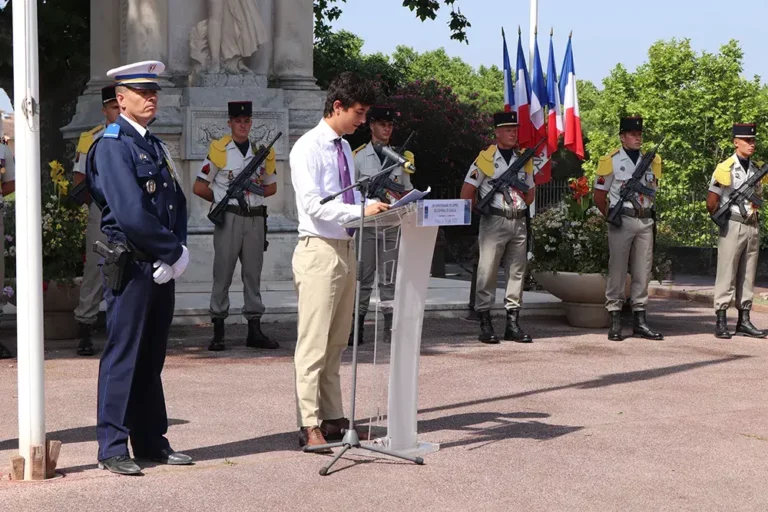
top-left (86, 61), bottom-right (193, 475)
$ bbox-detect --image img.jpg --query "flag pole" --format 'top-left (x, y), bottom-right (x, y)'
top-left (13, 0), bottom-right (47, 480)
top-left (529, 0), bottom-right (538, 66)
top-left (529, 0), bottom-right (539, 217)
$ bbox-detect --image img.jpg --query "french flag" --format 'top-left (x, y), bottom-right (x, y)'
top-left (530, 34), bottom-right (550, 184)
top-left (546, 32), bottom-right (563, 157)
top-left (515, 29), bottom-right (534, 148)
top-left (559, 34), bottom-right (585, 160)
top-left (502, 28), bottom-right (515, 113)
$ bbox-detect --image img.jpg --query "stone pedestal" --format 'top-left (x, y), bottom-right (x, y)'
top-left (62, 0), bottom-right (325, 285)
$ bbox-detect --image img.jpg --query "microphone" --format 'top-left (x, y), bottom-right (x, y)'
top-left (374, 143), bottom-right (416, 173)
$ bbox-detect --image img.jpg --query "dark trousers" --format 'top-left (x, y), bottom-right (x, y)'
top-left (96, 261), bottom-right (175, 461)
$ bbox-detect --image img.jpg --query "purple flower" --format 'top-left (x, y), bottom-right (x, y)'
top-left (3, 286), bottom-right (13, 298)
top-left (5, 235), bottom-right (12, 243)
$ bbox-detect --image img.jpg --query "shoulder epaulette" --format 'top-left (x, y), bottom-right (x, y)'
top-left (77, 124), bottom-right (106, 154)
top-left (651, 153), bottom-right (662, 179)
top-left (403, 150), bottom-right (415, 174)
top-left (265, 146), bottom-right (276, 175)
top-left (208, 135), bottom-right (232, 169)
top-left (596, 149), bottom-right (619, 176)
top-left (475, 145), bottom-right (497, 177)
top-left (103, 123), bottom-right (121, 139)
top-left (352, 143), bottom-right (367, 156)
top-left (713, 156), bottom-right (736, 187)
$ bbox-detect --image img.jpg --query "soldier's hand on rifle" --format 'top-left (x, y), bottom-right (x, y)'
top-left (364, 202), bottom-right (390, 217)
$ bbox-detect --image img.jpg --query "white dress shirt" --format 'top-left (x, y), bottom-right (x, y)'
top-left (120, 113), bottom-right (148, 138)
top-left (290, 119), bottom-right (362, 239)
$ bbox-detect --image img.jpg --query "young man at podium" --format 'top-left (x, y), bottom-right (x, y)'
top-left (460, 111), bottom-right (535, 345)
top-left (289, 72), bottom-right (389, 451)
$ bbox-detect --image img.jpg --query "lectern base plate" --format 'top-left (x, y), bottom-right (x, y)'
top-left (364, 439), bottom-right (440, 459)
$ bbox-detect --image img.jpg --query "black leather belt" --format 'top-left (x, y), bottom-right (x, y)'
top-left (107, 242), bottom-right (154, 262)
top-left (225, 205), bottom-right (266, 217)
top-left (621, 207), bottom-right (654, 219)
top-left (488, 207), bottom-right (526, 219)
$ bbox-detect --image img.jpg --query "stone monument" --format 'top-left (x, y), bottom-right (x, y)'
top-left (62, 0), bottom-right (324, 283)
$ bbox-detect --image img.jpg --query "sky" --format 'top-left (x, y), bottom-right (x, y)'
top-left (332, 0), bottom-right (767, 86)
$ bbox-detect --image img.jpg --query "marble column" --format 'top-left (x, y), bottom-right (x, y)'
top-left (272, 0), bottom-right (318, 90)
top-left (88, 0), bottom-right (122, 91)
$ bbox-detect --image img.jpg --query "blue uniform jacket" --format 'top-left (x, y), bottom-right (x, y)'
top-left (86, 116), bottom-right (187, 265)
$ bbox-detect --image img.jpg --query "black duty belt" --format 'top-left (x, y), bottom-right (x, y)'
top-left (225, 205), bottom-right (266, 217)
top-left (107, 242), bottom-right (154, 262)
top-left (488, 207), bottom-right (527, 219)
top-left (621, 207), bottom-right (654, 219)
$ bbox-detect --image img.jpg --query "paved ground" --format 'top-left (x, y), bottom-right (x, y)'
top-left (3, 298), bottom-right (768, 511)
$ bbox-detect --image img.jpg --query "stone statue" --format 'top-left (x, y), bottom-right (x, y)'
top-left (190, 0), bottom-right (269, 73)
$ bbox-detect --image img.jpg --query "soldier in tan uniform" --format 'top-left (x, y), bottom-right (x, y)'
top-left (350, 106), bottom-right (414, 345)
top-left (0, 138), bottom-right (15, 359)
top-left (72, 86), bottom-right (120, 356)
top-left (707, 123), bottom-right (766, 339)
top-left (193, 101), bottom-right (279, 351)
top-left (460, 111), bottom-right (534, 344)
top-left (594, 116), bottom-right (663, 342)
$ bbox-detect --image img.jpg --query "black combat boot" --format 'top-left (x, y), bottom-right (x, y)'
top-left (383, 312), bottom-right (393, 344)
top-left (0, 341), bottom-right (12, 359)
top-left (608, 311), bottom-right (623, 341)
top-left (348, 314), bottom-right (365, 347)
top-left (504, 309), bottom-right (532, 343)
top-left (735, 309), bottom-right (766, 338)
top-left (478, 311), bottom-right (500, 344)
top-left (76, 322), bottom-right (95, 356)
top-left (715, 310), bottom-right (732, 339)
top-left (208, 318), bottom-right (225, 351)
top-left (246, 318), bottom-right (279, 349)
top-left (632, 311), bottom-right (664, 340)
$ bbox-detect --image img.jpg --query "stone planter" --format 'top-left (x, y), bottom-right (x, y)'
top-left (532, 271), bottom-right (629, 328)
top-left (6, 278), bottom-right (82, 340)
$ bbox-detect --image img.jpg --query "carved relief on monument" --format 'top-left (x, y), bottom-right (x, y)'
top-left (184, 108), bottom-right (289, 161)
top-left (189, 0), bottom-right (270, 73)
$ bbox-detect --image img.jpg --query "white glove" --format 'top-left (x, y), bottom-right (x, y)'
top-left (152, 260), bottom-right (173, 284)
top-left (171, 245), bottom-right (189, 280)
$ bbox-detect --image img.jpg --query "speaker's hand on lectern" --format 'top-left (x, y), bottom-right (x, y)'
top-left (364, 202), bottom-right (390, 217)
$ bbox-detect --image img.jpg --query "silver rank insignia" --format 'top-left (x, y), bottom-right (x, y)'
top-left (228, 170), bottom-right (234, 181)
top-left (139, 153), bottom-right (149, 161)
top-left (146, 179), bottom-right (156, 194)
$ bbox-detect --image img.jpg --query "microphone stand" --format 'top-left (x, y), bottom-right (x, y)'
top-left (307, 163), bottom-right (425, 475)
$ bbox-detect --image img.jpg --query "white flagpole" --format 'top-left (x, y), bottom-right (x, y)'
top-left (529, 0), bottom-right (539, 217)
top-left (529, 0), bottom-right (538, 66)
top-left (13, 0), bottom-right (47, 480)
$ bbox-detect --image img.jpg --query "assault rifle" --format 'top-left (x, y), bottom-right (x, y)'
top-left (367, 131), bottom-right (415, 202)
top-left (474, 138), bottom-right (546, 216)
top-left (605, 136), bottom-right (665, 228)
top-left (710, 162), bottom-right (768, 228)
top-left (207, 131), bottom-right (282, 226)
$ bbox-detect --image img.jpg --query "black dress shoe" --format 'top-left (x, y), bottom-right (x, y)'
top-left (136, 448), bottom-right (193, 465)
top-left (735, 309), bottom-right (767, 338)
top-left (0, 341), bottom-right (12, 359)
top-left (98, 455), bottom-right (142, 475)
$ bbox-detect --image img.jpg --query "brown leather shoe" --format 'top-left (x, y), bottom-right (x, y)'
top-left (320, 418), bottom-right (349, 440)
top-left (299, 427), bottom-right (332, 454)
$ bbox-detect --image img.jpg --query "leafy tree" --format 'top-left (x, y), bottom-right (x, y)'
top-left (579, 39), bottom-right (768, 247)
top-left (313, 30), bottom-right (405, 94)
top-left (391, 46), bottom-right (503, 112)
top-left (0, 0), bottom-right (90, 168)
top-left (314, 0), bottom-right (470, 44)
